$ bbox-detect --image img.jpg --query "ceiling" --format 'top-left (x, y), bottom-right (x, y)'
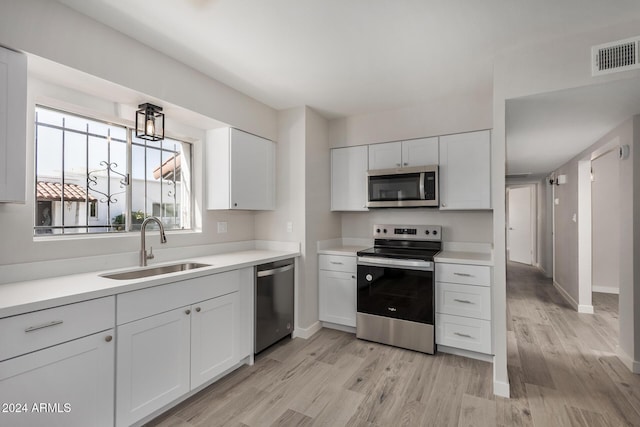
top-left (54, 0), bottom-right (640, 176)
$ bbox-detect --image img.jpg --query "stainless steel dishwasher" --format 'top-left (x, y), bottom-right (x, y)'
top-left (255, 258), bottom-right (295, 353)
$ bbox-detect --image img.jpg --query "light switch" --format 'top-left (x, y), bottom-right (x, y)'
top-left (572, 213), bottom-right (577, 223)
top-left (217, 221), bottom-right (228, 233)
top-left (286, 221), bottom-right (293, 233)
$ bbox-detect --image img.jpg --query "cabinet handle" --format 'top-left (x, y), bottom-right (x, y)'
top-left (454, 272), bottom-right (473, 277)
top-left (403, 162), bottom-right (408, 166)
top-left (105, 335), bottom-right (113, 342)
top-left (441, 203), bottom-right (446, 208)
top-left (454, 332), bottom-right (473, 338)
top-left (396, 163), bottom-right (401, 167)
top-left (330, 261), bottom-right (344, 265)
top-left (453, 299), bottom-right (474, 304)
top-left (196, 307), bottom-right (201, 312)
top-left (185, 309), bottom-right (191, 315)
top-left (352, 275), bottom-right (356, 279)
top-left (234, 203), bottom-right (238, 207)
top-left (24, 320), bottom-right (63, 333)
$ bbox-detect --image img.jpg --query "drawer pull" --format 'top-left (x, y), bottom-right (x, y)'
top-left (105, 335), bottom-right (113, 343)
top-left (453, 299), bottom-right (474, 304)
top-left (24, 320), bottom-right (64, 333)
top-left (454, 332), bottom-right (473, 338)
top-left (330, 261), bottom-right (344, 265)
top-left (453, 273), bottom-right (473, 277)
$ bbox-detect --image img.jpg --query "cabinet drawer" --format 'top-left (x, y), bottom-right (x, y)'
top-left (436, 263), bottom-right (490, 286)
top-left (319, 254), bottom-right (356, 273)
top-left (436, 313), bottom-right (492, 354)
top-left (0, 296), bottom-right (115, 361)
top-left (117, 270), bottom-right (240, 325)
top-left (436, 282), bottom-right (491, 320)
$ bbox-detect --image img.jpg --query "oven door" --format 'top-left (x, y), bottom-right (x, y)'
top-left (356, 257), bottom-right (434, 325)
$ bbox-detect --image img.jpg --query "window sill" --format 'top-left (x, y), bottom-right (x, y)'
top-left (33, 229), bottom-right (200, 243)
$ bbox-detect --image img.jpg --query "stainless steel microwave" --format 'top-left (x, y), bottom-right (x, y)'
top-left (367, 165), bottom-right (438, 208)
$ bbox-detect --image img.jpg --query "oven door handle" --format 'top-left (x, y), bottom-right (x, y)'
top-left (357, 256), bottom-right (433, 271)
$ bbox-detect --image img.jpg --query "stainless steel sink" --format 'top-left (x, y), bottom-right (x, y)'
top-left (101, 262), bottom-right (211, 280)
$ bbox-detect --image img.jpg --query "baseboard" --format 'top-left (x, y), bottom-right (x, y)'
top-left (493, 379), bottom-right (510, 398)
top-left (592, 285), bottom-right (620, 295)
top-left (578, 304), bottom-right (594, 314)
top-left (321, 321), bottom-right (356, 334)
top-left (553, 280), bottom-right (579, 311)
top-left (437, 345), bottom-right (493, 362)
top-left (617, 346), bottom-right (640, 373)
top-left (293, 321), bottom-right (322, 339)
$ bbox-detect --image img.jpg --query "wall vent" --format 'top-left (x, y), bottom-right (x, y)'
top-left (592, 36), bottom-right (640, 76)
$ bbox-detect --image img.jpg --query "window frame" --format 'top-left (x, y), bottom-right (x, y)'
top-left (33, 104), bottom-right (194, 236)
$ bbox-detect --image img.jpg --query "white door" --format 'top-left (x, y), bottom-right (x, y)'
top-left (331, 146), bottom-right (368, 211)
top-left (368, 141), bottom-right (402, 170)
top-left (0, 331), bottom-right (115, 427)
top-left (230, 129), bottom-right (275, 210)
top-left (190, 292), bottom-right (240, 389)
top-left (591, 150), bottom-right (620, 294)
top-left (508, 186), bottom-right (533, 265)
top-left (319, 270), bottom-right (356, 327)
top-left (116, 307), bottom-right (191, 427)
top-left (402, 137), bottom-right (439, 167)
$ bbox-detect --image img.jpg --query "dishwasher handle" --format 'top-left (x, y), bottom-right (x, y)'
top-left (257, 263), bottom-right (294, 278)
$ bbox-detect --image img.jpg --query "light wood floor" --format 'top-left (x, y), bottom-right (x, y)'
top-left (146, 262), bottom-right (640, 426)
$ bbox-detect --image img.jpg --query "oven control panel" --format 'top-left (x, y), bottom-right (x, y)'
top-left (372, 224), bottom-right (442, 241)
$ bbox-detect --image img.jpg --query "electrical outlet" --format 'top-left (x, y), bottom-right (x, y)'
top-left (287, 221), bottom-right (293, 233)
top-left (217, 221), bottom-right (228, 233)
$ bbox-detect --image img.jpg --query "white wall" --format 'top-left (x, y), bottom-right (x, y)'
top-left (592, 149), bottom-right (620, 294)
top-left (255, 107), bottom-right (341, 330)
top-left (0, 0), bottom-right (278, 278)
top-left (494, 18), bottom-right (640, 395)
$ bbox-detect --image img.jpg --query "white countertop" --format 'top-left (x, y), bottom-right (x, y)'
top-left (434, 250), bottom-right (493, 266)
top-left (317, 245), bottom-right (370, 257)
top-left (0, 249), bottom-right (299, 318)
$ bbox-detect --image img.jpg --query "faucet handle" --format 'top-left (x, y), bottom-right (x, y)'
top-left (147, 246), bottom-right (155, 260)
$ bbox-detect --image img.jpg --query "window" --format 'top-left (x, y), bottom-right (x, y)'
top-left (34, 106), bottom-right (192, 235)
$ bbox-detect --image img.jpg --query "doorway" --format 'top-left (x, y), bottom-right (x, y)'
top-left (507, 185), bottom-right (535, 266)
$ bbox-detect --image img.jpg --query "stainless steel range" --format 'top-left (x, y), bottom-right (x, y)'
top-left (356, 224), bottom-right (441, 354)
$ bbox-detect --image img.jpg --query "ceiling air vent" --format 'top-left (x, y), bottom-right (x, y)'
top-left (592, 36), bottom-right (640, 76)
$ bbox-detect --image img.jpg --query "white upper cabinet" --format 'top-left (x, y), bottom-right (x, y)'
top-left (0, 47), bottom-right (27, 203)
top-left (368, 141), bottom-right (402, 170)
top-left (331, 145), bottom-right (368, 211)
top-left (402, 137), bottom-right (439, 167)
top-left (206, 128), bottom-right (275, 210)
top-left (439, 130), bottom-right (491, 210)
top-left (368, 137), bottom-right (438, 170)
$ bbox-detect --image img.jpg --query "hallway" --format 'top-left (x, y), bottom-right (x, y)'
top-left (506, 261), bottom-right (639, 426)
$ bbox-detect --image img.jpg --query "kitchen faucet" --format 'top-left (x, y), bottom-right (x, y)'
top-left (140, 217), bottom-right (167, 267)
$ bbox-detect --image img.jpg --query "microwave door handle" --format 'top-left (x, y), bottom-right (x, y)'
top-left (419, 172), bottom-right (426, 200)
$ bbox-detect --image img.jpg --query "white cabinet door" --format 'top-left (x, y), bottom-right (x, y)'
top-left (319, 269), bottom-right (356, 327)
top-left (439, 130), bottom-right (491, 210)
top-left (116, 307), bottom-right (191, 427)
top-left (230, 129), bottom-right (275, 210)
top-left (331, 145), bottom-right (368, 211)
top-left (191, 292), bottom-right (240, 389)
top-left (206, 128), bottom-right (275, 210)
top-left (368, 141), bottom-right (402, 170)
top-left (0, 47), bottom-right (27, 202)
top-left (0, 330), bottom-right (114, 427)
top-left (402, 137), bottom-right (438, 167)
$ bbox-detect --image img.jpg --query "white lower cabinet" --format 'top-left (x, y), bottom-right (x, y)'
top-left (115, 270), bottom-right (249, 427)
top-left (319, 254), bottom-right (357, 327)
top-left (115, 307), bottom-right (191, 427)
top-left (190, 292), bottom-right (240, 389)
top-left (435, 262), bottom-right (492, 355)
top-left (0, 297), bottom-right (115, 427)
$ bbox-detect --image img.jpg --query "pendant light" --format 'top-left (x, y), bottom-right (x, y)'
top-left (135, 103), bottom-right (164, 141)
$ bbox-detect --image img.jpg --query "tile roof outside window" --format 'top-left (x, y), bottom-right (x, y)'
top-left (36, 181), bottom-right (97, 202)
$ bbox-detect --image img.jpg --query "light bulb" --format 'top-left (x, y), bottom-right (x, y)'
top-left (146, 117), bottom-right (155, 136)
